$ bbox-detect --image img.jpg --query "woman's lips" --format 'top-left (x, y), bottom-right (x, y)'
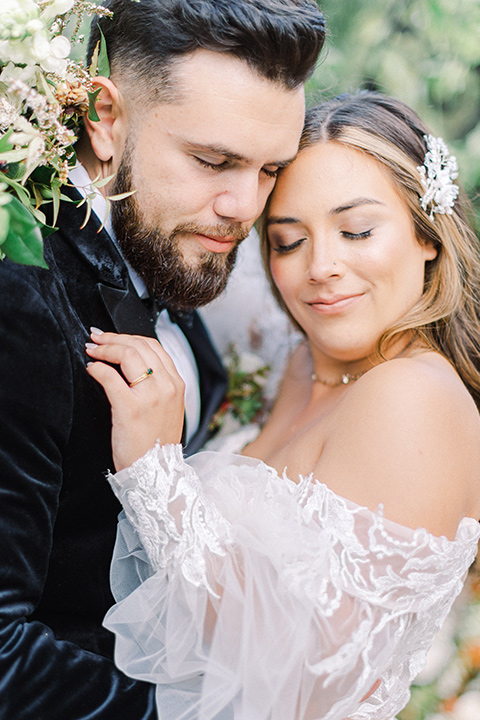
top-left (194, 233), bottom-right (237, 253)
top-left (307, 293), bottom-right (364, 315)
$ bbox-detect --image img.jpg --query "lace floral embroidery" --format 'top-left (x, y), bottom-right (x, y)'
top-left (110, 444), bottom-right (232, 594)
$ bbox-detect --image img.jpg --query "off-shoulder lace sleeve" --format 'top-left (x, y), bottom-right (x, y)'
top-left (107, 443), bottom-right (233, 594)
top-left (104, 444), bottom-right (480, 720)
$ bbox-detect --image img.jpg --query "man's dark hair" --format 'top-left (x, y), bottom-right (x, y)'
top-left (87, 0), bottom-right (325, 97)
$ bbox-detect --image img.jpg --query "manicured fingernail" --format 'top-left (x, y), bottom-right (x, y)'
top-left (90, 326), bottom-right (104, 335)
top-left (85, 342), bottom-right (98, 349)
top-left (86, 362), bottom-right (94, 367)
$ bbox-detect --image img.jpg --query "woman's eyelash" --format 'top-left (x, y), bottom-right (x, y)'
top-left (271, 238), bottom-right (305, 253)
top-left (342, 229), bottom-right (373, 240)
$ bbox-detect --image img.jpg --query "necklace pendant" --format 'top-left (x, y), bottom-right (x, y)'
top-left (342, 374), bottom-right (351, 384)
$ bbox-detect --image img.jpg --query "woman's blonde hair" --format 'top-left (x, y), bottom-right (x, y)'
top-left (259, 91), bottom-right (480, 407)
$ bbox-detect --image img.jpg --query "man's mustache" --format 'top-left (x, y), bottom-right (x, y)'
top-left (170, 222), bottom-right (250, 243)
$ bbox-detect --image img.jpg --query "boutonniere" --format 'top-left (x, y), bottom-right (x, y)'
top-left (0, 0), bottom-right (129, 267)
top-left (210, 343), bottom-right (271, 433)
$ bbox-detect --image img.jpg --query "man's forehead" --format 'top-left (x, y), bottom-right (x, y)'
top-left (168, 48), bottom-right (301, 104)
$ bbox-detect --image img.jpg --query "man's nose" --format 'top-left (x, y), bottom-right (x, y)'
top-left (212, 172), bottom-right (262, 224)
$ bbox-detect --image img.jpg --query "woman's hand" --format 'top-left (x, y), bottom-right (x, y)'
top-left (86, 330), bottom-right (185, 471)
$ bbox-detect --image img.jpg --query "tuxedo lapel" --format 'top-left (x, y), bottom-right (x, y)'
top-left (56, 188), bottom-right (227, 453)
top-left (54, 191), bottom-right (155, 339)
top-left (177, 313), bottom-right (228, 455)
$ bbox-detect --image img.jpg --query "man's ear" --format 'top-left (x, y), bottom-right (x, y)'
top-left (82, 78), bottom-right (125, 163)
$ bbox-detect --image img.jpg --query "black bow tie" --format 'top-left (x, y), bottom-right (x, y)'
top-left (141, 296), bottom-right (194, 328)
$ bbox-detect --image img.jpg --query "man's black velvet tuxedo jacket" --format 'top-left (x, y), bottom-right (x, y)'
top-left (0, 194), bottom-right (227, 718)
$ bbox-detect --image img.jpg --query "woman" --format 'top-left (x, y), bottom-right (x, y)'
top-left (86, 92), bottom-right (480, 720)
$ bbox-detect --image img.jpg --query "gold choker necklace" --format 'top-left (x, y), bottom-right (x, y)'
top-left (311, 370), bottom-right (367, 387)
top-left (311, 338), bottom-right (418, 388)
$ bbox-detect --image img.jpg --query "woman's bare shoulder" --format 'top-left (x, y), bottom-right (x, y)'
top-left (316, 353), bottom-right (480, 538)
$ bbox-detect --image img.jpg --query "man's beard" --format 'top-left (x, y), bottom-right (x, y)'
top-left (110, 149), bottom-right (248, 312)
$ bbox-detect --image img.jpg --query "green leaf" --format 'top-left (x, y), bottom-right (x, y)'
top-left (87, 87), bottom-right (102, 122)
top-left (0, 148), bottom-right (29, 163)
top-left (0, 129), bottom-right (14, 153)
top-left (30, 165), bottom-right (56, 185)
top-left (91, 175), bottom-right (113, 189)
top-left (1, 174), bottom-right (32, 207)
top-left (0, 206), bottom-right (10, 244)
top-left (106, 190), bottom-right (136, 201)
top-left (1, 196), bottom-right (48, 268)
top-left (50, 180), bottom-right (61, 227)
top-left (89, 27), bottom-right (110, 79)
top-left (97, 28), bottom-right (110, 78)
top-left (89, 41), bottom-right (100, 77)
top-left (41, 224), bottom-right (57, 238)
top-left (79, 196), bottom-right (93, 229)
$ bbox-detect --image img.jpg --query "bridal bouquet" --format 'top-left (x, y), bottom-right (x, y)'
top-left (0, 0), bottom-right (111, 267)
top-left (209, 344), bottom-right (271, 434)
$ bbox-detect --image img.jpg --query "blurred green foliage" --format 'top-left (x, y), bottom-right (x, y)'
top-left (309, 0), bottom-right (480, 216)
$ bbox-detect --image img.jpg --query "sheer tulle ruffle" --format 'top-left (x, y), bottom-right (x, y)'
top-left (104, 445), bottom-right (480, 720)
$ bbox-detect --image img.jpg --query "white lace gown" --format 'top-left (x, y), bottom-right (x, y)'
top-left (103, 444), bottom-right (480, 720)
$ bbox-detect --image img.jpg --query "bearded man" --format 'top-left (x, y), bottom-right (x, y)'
top-left (0, 0), bottom-right (325, 717)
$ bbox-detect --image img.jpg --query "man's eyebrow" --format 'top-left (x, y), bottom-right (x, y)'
top-left (329, 198), bottom-right (385, 215)
top-left (186, 141), bottom-right (296, 168)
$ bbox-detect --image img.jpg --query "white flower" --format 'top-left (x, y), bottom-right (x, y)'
top-left (0, 97), bottom-right (19, 131)
top-left (31, 31), bottom-right (70, 74)
top-left (216, 413), bottom-right (243, 437)
top-left (237, 351), bottom-right (267, 374)
top-left (0, 0), bottom-right (71, 77)
top-left (25, 18), bottom-right (43, 34)
top-left (0, 60), bottom-right (37, 85)
top-left (435, 655), bottom-right (466, 699)
top-left (40, 0), bottom-right (75, 22)
top-left (450, 691), bottom-right (480, 720)
top-left (0, 0), bottom-right (40, 41)
top-left (458, 603), bottom-right (480, 641)
top-left (11, 113), bottom-right (38, 138)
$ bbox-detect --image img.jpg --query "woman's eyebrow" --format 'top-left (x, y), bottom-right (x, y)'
top-left (329, 198), bottom-right (385, 215)
top-left (266, 216), bottom-right (301, 227)
top-left (267, 199), bottom-right (386, 227)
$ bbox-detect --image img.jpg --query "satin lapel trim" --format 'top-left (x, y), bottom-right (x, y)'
top-left (98, 284), bottom-right (156, 338)
top-left (178, 314), bottom-right (228, 455)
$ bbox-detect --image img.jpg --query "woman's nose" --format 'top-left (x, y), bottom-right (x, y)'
top-left (307, 239), bottom-right (344, 282)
